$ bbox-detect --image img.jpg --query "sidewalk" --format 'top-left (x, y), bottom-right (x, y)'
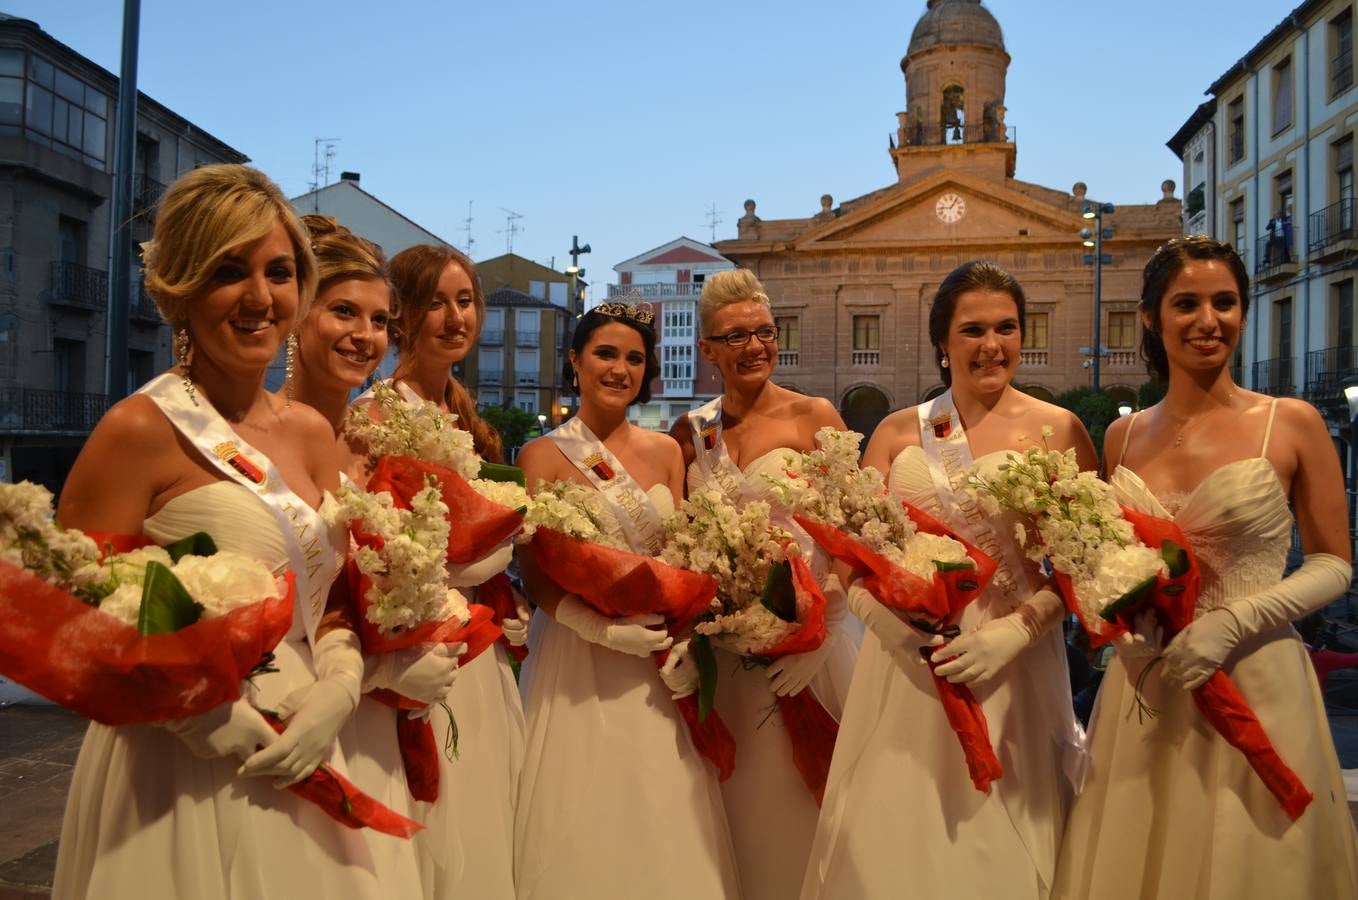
top-left (0, 703), bottom-right (84, 899)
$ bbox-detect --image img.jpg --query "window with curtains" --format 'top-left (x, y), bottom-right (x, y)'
top-left (1107, 311), bottom-right (1136, 349)
top-left (1271, 57), bottom-right (1293, 135)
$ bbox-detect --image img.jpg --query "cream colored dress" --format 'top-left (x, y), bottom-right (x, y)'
top-left (514, 485), bottom-right (741, 900)
top-left (1053, 429), bottom-right (1358, 898)
top-left (53, 481), bottom-right (418, 900)
top-left (687, 450), bottom-right (863, 900)
top-left (801, 447), bottom-right (1077, 900)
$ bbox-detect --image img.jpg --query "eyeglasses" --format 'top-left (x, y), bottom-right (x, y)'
top-left (705, 325), bottom-right (779, 348)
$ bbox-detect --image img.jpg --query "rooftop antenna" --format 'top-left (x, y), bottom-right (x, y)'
top-left (309, 137), bottom-right (341, 211)
top-left (460, 200), bottom-right (476, 256)
top-left (706, 202), bottom-right (723, 243)
top-left (498, 207), bottom-right (524, 254)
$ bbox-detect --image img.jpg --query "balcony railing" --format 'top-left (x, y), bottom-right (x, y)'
top-left (1019, 349), bottom-right (1048, 367)
top-left (480, 329), bottom-right (504, 345)
top-left (1106, 349), bottom-right (1139, 367)
top-left (1310, 198), bottom-right (1357, 258)
top-left (607, 283), bottom-right (703, 299)
top-left (1251, 356), bottom-right (1296, 396)
top-left (777, 351), bottom-right (799, 367)
top-left (851, 350), bottom-right (880, 367)
top-left (1254, 231), bottom-right (1298, 281)
top-left (1304, 344), bottom-right (1358, 422)
top-left (49, 261), bottom-right (108, 311)
top-left (134, 173), bottom-right (168, 214)
top-left (515, 370), bottom-right (538, 386)
top-left (896, 122), bottom-right (1016, 147)
top-left (0, 387), bottom-right (110, 434)
top-left (662, 379), bottom-right (693, 395)
top-left (479, 370), bottom-right (504, 386)
top-left (130, 281), bottom-right (163, 323)
top-left (515, 330), bottom-right (540, 347)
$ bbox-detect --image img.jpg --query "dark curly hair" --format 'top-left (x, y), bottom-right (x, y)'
top-left (927, 260), bottom-right (1027, 387)
top-left (1139, 235), bottom-right (1251, 381)
top-left (565, 308), bottom-right (661, 405)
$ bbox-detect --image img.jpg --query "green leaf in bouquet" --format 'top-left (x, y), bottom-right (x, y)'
top-left (760, 560), bottom-right (798, 623)
top-left (136, 560), bottom-right (205, 635)
top-left (690, 632), bottom-right (718, 722)
top-left (1160, 540), bottom-right (1190, 579)
top-left (478, 461), bottom-right (527, 486)
top-left (162, 531), bottom-right (218, 563)
top-left (1098, 575), bottom-right (1156, 623)
top-left (933, 559), bottom-right (979, 591)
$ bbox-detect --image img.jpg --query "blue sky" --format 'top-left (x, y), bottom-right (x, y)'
top-left (20, 1), bottom-right (1288, 297)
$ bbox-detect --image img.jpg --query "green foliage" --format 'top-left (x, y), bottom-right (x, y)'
top-left (479, 405), bottom-right (539, 452)
top-left (137, 562), bottom-right (204, 636)
top-left (1138, 379), bottom-right (1167, 408)
top-left (1051, 387), bottom-right (1120, 457)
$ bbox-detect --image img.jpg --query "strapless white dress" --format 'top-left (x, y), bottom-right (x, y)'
top-left (802, 447), bottom-right (1075, 900)
top-left (514, 484), bottom-right (741, 900)
top-left (687, 450), bottom-right (863, 900)
top-left (52, 481), bottom-right (418, 900)
top-left (1052, 459), bottom-right (1358, 899)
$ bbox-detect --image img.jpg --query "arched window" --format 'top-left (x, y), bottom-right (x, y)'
top-left (941, 84), bottom-right (965, 143)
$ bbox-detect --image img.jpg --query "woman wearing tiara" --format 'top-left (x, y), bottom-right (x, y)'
top-left (383, 244), bottom-right (527, 899)
top-left (802, 260), bottom-right (1089, 900)
top-left (1052, 236), bottom-right (1358, 899)
top-left (514, 301), bottom-right (740, 900)
top-left (53, 165), bottom-right (397, 899)
top-left (668, 269), bottom-right (860, 900)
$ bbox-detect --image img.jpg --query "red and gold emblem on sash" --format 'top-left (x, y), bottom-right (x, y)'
top-left (929, 412), bottom-right (953, 440)
top-left (581, 452), bottom-right (615, 481)
top-left (213, 440), bottom-right (265, 484)
top-left (700, 424), bottom-right (719, 451)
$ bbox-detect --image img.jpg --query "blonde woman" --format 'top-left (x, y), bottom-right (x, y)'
top-left (53, 166), bottom-right (394, 899)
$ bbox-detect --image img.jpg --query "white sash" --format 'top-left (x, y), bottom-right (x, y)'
top-left (547, 416), bottom-right (666, 556)
top-left (139, 373), bottom-right (332, 643)
top-left (687, 397), bottom-right (759, 506)
top-left (917, 390), bottom-right (1089, 791)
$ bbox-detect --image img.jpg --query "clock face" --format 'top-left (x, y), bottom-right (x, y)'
top-left (935, 192), bottom-right (966, 224)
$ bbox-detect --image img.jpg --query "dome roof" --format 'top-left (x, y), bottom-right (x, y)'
top-left (907, 0), bottom-right (1005, 56)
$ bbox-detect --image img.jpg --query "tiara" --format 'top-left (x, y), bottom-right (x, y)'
top-left (594, 298), bottom-right (655, 326)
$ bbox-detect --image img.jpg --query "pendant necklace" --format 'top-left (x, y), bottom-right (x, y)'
top-left (1171, 391), bottom-right (1237, 448)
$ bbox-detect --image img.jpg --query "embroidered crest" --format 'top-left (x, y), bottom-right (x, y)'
top-left (213, 441), bottom-right (265, 484)
top-left (700, 424), bottom-right (719, 451)
top-left (581, 452), bottom-right (615, 481)
top-left (929, 412), bottom-right (953, 439)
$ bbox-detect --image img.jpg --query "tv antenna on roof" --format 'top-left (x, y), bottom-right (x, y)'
top-left (706, 202), bottom-right (723, 243)
top-left (498, 208), bottom-right (524, 254)
top-left (460, 201), bottom-right (475, 256)
top-left (309, 137), bottom-right (341, 210)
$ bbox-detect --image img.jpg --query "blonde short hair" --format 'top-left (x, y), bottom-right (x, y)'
top-left (142, 164), bottom-right (317, 328)
top-left (698, 268), bottom-right (771, 335)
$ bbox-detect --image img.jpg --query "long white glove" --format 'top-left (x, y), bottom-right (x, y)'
top-left (163, 697), bottom-right (279, 762)
top-left (1111, 609), bottom-right (1164, 661)
top-left (364, 643), bottom-right (467, 713)
top-left (554, 593), bottom-right (674, 657)
top-left (766, 574), bottom-right (848, 696)
top-left (931, 588), bottom-right (1063, 685)
top-left (659, 639), bottom-right (700, 699)
top-left (1163, 552), bottom-right (1351, 690)
top-left (446, 539), bottom-right (515, 588)
top-left (500, 588), bottom-right (533, 647)
top-left (848, 580), bottom-right (944, 669)
top-left (239, 628), bottom-right (363, 786)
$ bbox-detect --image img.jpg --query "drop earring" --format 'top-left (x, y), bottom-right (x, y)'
top-left (175, 327), bottom-right (198, 406)
top-left (284, 332), bottom-right (298, 406)
top-left (571, 368), bottom-right (579, 390)
top-left (940, 353), bottom-right (950, 369)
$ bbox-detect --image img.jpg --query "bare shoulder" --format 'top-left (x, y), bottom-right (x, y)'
top-left (874, 405), bottom-right (923, 445)
top-left (638, 426), bottom-right (682, 458)
top-left (1273, 396), bottom-right (1327, 434)
top-left (84, 394), bottom-right (176, 456)
top-left (517, 434), bottom-right (561, 468)
top-left (282, 398), bottom-right (337, 445)
top-left (670, 412), bottom-right (694, 447)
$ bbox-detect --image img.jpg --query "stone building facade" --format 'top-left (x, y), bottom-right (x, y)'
top-left (714, 0), bottom-right (1181, 436)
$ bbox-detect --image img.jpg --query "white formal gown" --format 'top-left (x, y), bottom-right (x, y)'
top-left (514, 484), bottom-right (742, 900)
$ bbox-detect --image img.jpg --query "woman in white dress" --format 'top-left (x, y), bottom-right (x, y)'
top-left (286, 215), bottom-right (451, 890)
top-left (385, 244), bottom-right (529, 900)
top-left (1053, 236), bottom-right (1358, 898)
top-left (52, 165), bottom-right (399, 899)
top-left (668, 269), bottom-right (860, 900)
top-left (515, 303), bottom-right (741, 900)
top-left (802, 260), bottom-right (1090, 900)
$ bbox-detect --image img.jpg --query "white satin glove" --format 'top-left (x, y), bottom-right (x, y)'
top-left (239, 629), bottom-right (362, 786)
top-left (659, 639), bottom-right (700, 699)
top-left (163, 697), bottom-right (278, 762)
top-left (766, 574), bottom-right (848, 696)
top-left (929, 616), bottom-right (1027, 684)
top-left (554, 594), bottom-right (673, 657)
top-left (847, 581), bottom-right (943, 668)
top-left (364, 643), bottom-right (466, 712)
top-left (446, 539), bottom-right (515, 588)
top-left (500, 589), bottom-right (532, 647)
top-left (1163, 552), bottom-right (1351, 691)
top-left (1111, 609), bottom-right (1163, 661)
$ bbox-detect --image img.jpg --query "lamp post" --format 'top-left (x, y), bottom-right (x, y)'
top-left (537, 413), bottom-right (548, 436)
top-left (1344, 375), bottom-right (1358, 550)
top-left (1117, 403), bottom-right (1133, 417)
top-left (566, 235), bottom-right (591, 319)
top-left (1081, 202), bottom-right (1115, 393)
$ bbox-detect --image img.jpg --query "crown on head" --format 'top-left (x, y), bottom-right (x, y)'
top-left (593, 293), bottom-right (655, 326)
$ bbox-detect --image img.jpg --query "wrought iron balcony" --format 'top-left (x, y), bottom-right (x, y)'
top-left (1251, 356), bottom-right (1296, 397)
top-left (515, 329), bottom-right (540, 348)
top-left (479, 370), bottom-right (504, 386)
top-left (49, 261), bottom-right (108, 311)
top-left (130, 281), bottom-right (163, 324)
top-left (1304, 344), bottom-right (1358, 423)
top-left (607, 283), bottom-right (703, 299)
top-left (1309, 198), bottom-right (1357, 261)
top-left (0, 387), bottom-right (110, 434)
top-left (134, 173), bottom-right (168, 214)
top-left (515, 370), bottom-right (538, 386)
top-left (1254, 231), bottom-right (1299, 283)
top-left (480, 329), bottom-right (504, 345)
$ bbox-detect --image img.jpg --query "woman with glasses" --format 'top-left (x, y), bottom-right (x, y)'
top-left (670, 269), bottom-right (862, 900)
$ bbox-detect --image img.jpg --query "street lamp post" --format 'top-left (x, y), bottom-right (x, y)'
top-left (1344, 375), bottom-right (1358, 550)
top-left (1081, 202), bottom-right (1115, 393)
